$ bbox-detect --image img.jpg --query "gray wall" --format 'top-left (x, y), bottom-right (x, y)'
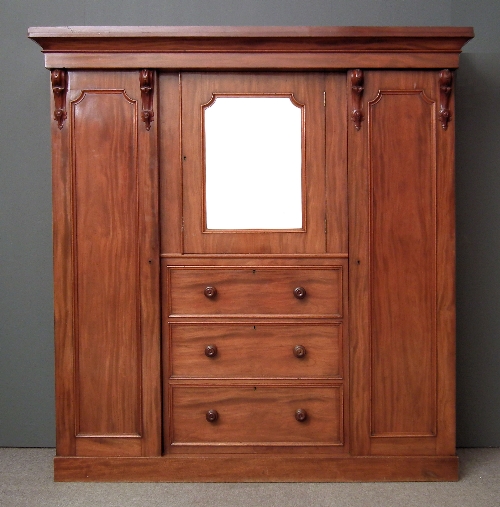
top-left (0, 0), bottom-right (498, 447)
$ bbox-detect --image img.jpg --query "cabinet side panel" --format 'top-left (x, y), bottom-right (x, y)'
top-left (52, 75), bottom-right (76, 456)
top-left (369, 86), bottom-right (437, 437)
top-left (72, 90), bottom-right (141, 436)
top-left (435, 81), bottom-right (456, 455)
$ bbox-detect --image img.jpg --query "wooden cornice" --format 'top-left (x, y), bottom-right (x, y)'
top-left (28, 26), bottom-right (474, 70)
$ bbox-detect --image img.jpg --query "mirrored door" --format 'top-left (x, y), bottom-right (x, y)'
top-left (181, 72), bottom-right (344, 254)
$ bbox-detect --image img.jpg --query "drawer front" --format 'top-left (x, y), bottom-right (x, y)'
top-left (168, 266), bottom-right (344, 317)
top-left (170, 385), bottom-right (343, 446)
top-left (169, 323), bottom-right (343, 379)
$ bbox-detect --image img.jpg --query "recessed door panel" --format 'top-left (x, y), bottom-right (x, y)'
top-left (348, 70), bottom-right (455, 457)
top-left (55, 71), bottom-right (161, 457)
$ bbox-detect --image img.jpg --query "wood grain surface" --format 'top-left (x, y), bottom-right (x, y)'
top-left (35, 26), bottom-right (470, 481)
top-left (169, 323), bottom-right (343, 379)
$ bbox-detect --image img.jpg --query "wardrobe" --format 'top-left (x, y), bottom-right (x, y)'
top-left (28, 26), bottom-right (473, 481)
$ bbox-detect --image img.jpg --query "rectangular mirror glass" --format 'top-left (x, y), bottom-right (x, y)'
top-left (204, 95), bottom-right (303, 230)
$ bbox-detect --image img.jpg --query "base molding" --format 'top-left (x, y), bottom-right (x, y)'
top-left (54, 454), bottom-right (459, 482)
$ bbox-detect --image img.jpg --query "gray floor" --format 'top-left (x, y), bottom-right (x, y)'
top-left (0, 448), bottom-right (499, 507)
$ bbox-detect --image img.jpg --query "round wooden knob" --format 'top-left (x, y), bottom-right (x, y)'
top-left (295, 409), bottom-right (308, 422)
top-left (204, 286), bottom-right (217, 298)
top-left (293, 345), bottom-right (307, 358)
top-left (205, 344), bottom-right (218, 358)
top-left (206, 409), bottom-right (219, 422)
top-left (293, 287), bottom-right (306, 299)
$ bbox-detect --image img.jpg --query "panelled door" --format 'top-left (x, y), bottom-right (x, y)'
top-left (53, 71), bottom-right (161, 457)
top-left (349, 70), bottom-right (456, 457)
top-left (180, 72), bottom-right (347, 255)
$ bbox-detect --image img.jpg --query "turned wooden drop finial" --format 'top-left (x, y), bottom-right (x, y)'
top-left (350, 69), bottom-right (364, 131)
top-left (51, 69), bottom-right (68, 129)
top-left (140, 69), bottom-right (154, 131)
top-left (438, 69), bottom-right (453, 130)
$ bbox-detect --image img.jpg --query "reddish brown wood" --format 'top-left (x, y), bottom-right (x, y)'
top-left (435, 69), bottom-right (457, 456)
top-left (325, 73), bottom-right (348, 255)
top-left (369, 79), bottom-right (437, 438)
top-left (169, 385), bottom-right (342, 448)
top-left (350, 69), bottom-right (364, 130)
top-left (158, 73), bottom-right (182, 255)
top-left (295, 408), bottom-right (308, 422)
top-left (139, 69), bottom-right (154, 130)
top-left (167, 266), bottom-right (344, 318)
top-left (51, 69), bottom-right (75, 456)
top-left (350, 70), bottom-right (456, 457)
top-left (181, 72), bottom-right (327, 255)
top-left (293, 287), bottom-right (307, 299)
top-left (31, 27), bottom-right (471, 482)
top-left (42, 51), bottom-right (464, 71)
top-left (369, 436), bottom-right (437, 456)
top-left (293, 345), bottom-right (307, 358)
top-left (438, 69), bottom-right (453, 130)
top-left (204, 344), bottom-right (218, 358)
top-left (29, 26), bottom-right (473, 71)
top-left (162, 253), bottom-right (350, 461)
top-left (28, 25), bottom-right (474, 53)
top-left (54, 454), bottom-right (459, 482)
top-left (205, 409), bottom-right (219, 422)
top-left (72, 87), bottom-right (141, 437)
top-left (164, 255), bottom-right (348, 265)
top-left (203, 286), bottom-right (217, 298)
top-left (74, 437), bottom-right (142, 458)
top-left (51, 71), bottom-right (161, 458)
top-left (347, 69), bottom-right (371, 457)
top-left (169, 323), bottom-right (342, 379)
top-left (51, 69), bottom-right (67, 129)
top-left (135, 68), bottom-right (162, 457)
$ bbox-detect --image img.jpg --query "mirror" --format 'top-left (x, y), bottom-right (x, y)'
top-left (204, 95), bottom-right (303, 230)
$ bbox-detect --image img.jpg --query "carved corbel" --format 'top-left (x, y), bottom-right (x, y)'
top-left (140, 69), bottom-right (154, 131)
top-left (438, 69), bottom-right (453, 130)
top-left (51, 69), bottom-right (67, 130)
top-left (350, 69), bottom-right (364, 131)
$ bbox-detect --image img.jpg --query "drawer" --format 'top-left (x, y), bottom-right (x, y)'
top-left (167, 266), bottom-right (344, 317)
top-left (169, 323), bottom-right (343, 379)
top-left (170, 385), bottom-right (343, 446)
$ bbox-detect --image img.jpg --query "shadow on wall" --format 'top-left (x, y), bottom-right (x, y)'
top-left (455, 52), bottom-right (500, 447)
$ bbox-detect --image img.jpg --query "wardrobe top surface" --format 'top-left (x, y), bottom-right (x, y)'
top-left (28, 25), bottom-right (474, 52)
